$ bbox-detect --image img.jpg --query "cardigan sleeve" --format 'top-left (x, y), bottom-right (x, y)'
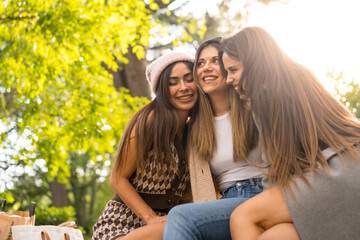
top-left (188, 146), bottom-right (217, 202)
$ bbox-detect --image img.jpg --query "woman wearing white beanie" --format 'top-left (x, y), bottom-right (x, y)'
top-left (92, 50), bottom-right (198, 240)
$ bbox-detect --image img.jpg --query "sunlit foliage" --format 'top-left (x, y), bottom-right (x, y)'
top-left (0, 0), bottom-right (152, 182)
top-left (330, 70), bottom-right (360, 118)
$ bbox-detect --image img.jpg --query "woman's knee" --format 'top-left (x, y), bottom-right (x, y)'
top-left (230, 203), bottom-right (250, 229)
top-left (164, 204), bottom-right (201, 239)
top-left (166, 203), bottom-right (197, 231)
top-left (167, 205), bottom-right (187, 223)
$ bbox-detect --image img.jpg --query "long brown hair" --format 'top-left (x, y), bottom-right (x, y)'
top-left (221, 26), bottom-right (360, 193)
top-left (112, 60), bottom-right (196, 180)
top-left (190, 37), bottom-right (258, 162)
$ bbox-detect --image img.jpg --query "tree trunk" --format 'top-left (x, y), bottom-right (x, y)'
top-left (103, 46), bottom-right (152, 99)
top-left (73, 185), bottom-right (87, 226)
top-left (50, 178), bottom-right (70, 207)
top-left (89, 178), bottom-right (96, 215)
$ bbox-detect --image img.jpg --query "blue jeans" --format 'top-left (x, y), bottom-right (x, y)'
top-left (163, 178), bottom-right (263, 240)
top-left (221, 178), bottom-right (263, 199)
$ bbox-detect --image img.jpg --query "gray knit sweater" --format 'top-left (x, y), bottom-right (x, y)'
top-left (285, 146), bottom-right (360, 240)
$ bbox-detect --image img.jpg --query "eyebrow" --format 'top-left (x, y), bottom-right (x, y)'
top-left (169, 71), bottom-right (192, 80)
top-left (184, 72), bottom-right (192, 77)
top-left (226, 65), bottom-right (236, 70)
top-left (198, 56), bottom-right (219, 61)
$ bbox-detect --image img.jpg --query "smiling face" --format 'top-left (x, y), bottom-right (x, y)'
top-left (222, 52), bottom-right (245, 95)
top-left (196, 46), bottom-right (228, 96)
top-left (222, 52), bottom-right (251, 108)
top-left (168, 62), bottom-right (198, 114)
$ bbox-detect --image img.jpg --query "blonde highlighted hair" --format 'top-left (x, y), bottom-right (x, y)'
top-left (190, 37), bottom-right (258, 162)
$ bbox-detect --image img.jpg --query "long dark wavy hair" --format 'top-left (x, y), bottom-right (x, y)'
top-left (111, 60), bottom-right (196, 180)
top-left (221, 26), bottom-right (360, 194)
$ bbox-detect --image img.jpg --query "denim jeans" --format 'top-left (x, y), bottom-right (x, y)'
top-left (163, 178), bottom-right (263, 240)
top-left (221, 178), bottom-right (263, 199)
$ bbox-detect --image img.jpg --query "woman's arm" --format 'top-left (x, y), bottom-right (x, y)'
top-left (230, 186), bottom-right (294, 240)
top-left (258, 223), bottom-right (300, 240)
top-left (110, 128), bottom-right (166, 225)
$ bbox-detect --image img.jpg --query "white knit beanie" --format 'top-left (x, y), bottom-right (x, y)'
top-left (146, 51), bottom-right (195, 93)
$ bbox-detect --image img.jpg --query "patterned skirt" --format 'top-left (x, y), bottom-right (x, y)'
top-left (92, 200), bottom-right (166, 240)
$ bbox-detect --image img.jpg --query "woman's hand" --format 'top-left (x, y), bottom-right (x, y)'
top-left (146, 215), bottom-right (167, 225)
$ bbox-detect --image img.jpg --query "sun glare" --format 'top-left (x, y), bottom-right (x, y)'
top-left (185, 0), bottom-right (360, 93)
top-left (244, 0), bottom-right (360, 92)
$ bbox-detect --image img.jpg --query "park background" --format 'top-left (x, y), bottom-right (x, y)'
top-left (1, 0), bottom-right (359, 238)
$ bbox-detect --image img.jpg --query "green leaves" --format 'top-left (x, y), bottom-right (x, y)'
top-left (0, 0), bottom-right (208, 234)
top-left (330, 70), bottom-right (360, 118)
top-left (0, 0), bottom-right (151, 180)
top-left (36, 206), bottom-right (76, 225)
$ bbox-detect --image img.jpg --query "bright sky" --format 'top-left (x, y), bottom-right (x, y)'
top-left (180, 0), bottom-right (360, 92)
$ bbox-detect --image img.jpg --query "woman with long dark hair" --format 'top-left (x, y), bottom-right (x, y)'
top-left (92, 51), bottom-right (198, 240)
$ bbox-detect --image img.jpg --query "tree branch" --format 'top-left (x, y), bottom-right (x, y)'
top-left (0, 15), bottom-right (37, 24)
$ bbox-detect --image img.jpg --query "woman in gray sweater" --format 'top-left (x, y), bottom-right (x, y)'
top-left (221, 26), bottom-right (360, 240)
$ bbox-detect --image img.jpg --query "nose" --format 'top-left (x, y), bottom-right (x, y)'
top-left (226, 75), bottom-right (233, 85)
top-left (179, 80), bottom-right (189, 91)
top-left (203, 61), bottom-right (213, 72)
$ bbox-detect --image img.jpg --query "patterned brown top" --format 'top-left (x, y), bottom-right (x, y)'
top-left (92, 135), bottom-right (191, 240)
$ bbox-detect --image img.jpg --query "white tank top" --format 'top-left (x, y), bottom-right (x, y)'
top-left (209, 112), bottom-right (264, 192)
